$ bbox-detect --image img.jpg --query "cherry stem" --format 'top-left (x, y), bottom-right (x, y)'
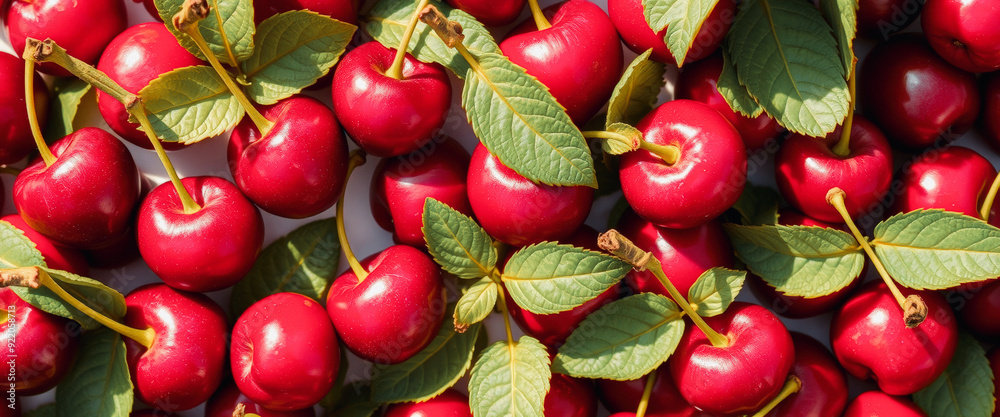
top-left (598, 230), bottom-right (730, 348)
top-left (0, 166), bottom-right (22, 176)
top-left (979, 170), bottom-right (1000, 221)
top-left (337, 150), bottom-right (370, 283)
top-left (174, 0), bottom-right (274, 136)
top-left (639, 141), bottom-right (680, 165)
top-left (0, 267), bottom-right (155, 348)
top-left (22, 59), bottom-right (55, 167)
top-left (418, 5), bottom-right (480, 71)
top-left (826, 188), bottom-right (927, 328)
top-left (635, 371), bottom-right (657, 417)
top-left (526, 0), bottom-right (552, 30)
top-left (130, 106), bottom-right (202, 214)
top-left (386, 0), bottom-right (431, 80)
top-left (750, 375), bottom-right (802, 417)
top-left (495, 285), bottom-right (516, 346)
top-left (832, 65), bottom-right (857, 157)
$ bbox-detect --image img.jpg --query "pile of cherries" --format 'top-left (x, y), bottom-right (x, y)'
top-left (2, 0), bottom-right (1000, 415)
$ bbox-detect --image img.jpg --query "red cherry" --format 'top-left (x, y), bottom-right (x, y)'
top-left (83, 229), bottom-right (141, 270)
top-left (674, 53), bottom-right (784, 152)
top-left (620, 100), bottom-right (746, 229)
top-left (500, 0), bottom-right (623, 125)
top-left (831, 281), bottom-right (958, 395)
top-left (980, 71), bottom-right (1000, 150)
top-left (955, 280), bottom-right (1000, 341)
top-left (326, 245), bottom-right (447, 364)
top-left (0, 289), bottom-right (80, 396)
top-left (123, 284), bottom-right (228, 412)
top-left (254, 0), bottom-right (360, 25)
top-left (608, 0), bottom-right (735, 65)
top-left (97, 22), bottom-right (202, 151)
top-left (5, 0), bottom-right (126, 76)
top-left (228, 95), bottom-right (349, 219)
top-left (669, 302), bottom-right (794, 415)
top-left (384, 389), bottom-right (472, 417)
top-left (860, 33), bottom-right (980, 151)
top-left (467, 144), bottom-right (593, 246)
top-left (332, 41), bottom-right (452, 158)
top-left (0, 51), bottom-right (48, 165)
top-left (543, 374), bottom-right (598, 417)
top-left (137, 176), bottom-right (264, 293)
top-left (890, 146), bottom-right (995, 220)
top-left (761, 332), bottom-right (847, 417)
top-left (596, 365), bottom-right (707, 416)
top-left (617, 209), bottom-right (733, 300)
top-left (444, 0), bottom-right (525, 26)
top-left (857, 0), bottom-right (922, 39)
top-left (774, 116), bottom-right (893, 223)
top-left (1, 214), bottom-right (89, 276)
top-left (13, 127), bottom-right (141, 249)
top-left (922, 0), bottom-right (1000, 73)
top-left (232, 292), bottom-right (340, 411)
top-left (129, 410), bottom-right (176, 417)
top-left (206, 379), bottom-right (316, 417)
top-left (842, 391), bottom-right (929, 417)
top-left (370, 137), bottom-right (472, 247)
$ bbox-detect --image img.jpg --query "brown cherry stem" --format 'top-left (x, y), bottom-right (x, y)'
top-left (418, 5), bottom-right (480, 71)
top-left (494, 284), bottom-right (516, 346)
top-left (0, 267), bottom-right (156, 348)
top-left (336, 150), bottom-right (370, 282)
top-left (826, 187), bottom-right (927, 328)
top-left (749, 375), bottom-right (802, 417)
top-left (526, 0), bottom-right (552, 30)
top-left (635, 371), bottom-right (657, 417)
top-left (979, 170), bottom-right (1000, 221)
top-left (599, 230), bottom-right (730, 348)
top-left (386, 0), bottom-right (432, 80)
top-left (22, 59), bottom-right (55, 167)
top-left (0, 166), bottom-right (21, 176)
top-left (832, 62), bottom-right (857, 157)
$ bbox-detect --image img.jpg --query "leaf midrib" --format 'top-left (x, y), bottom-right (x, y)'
top-left (243, 27), bottom-right (351, 79)
top-left (755, 0), bottom-right (823, 127)
top-left (431, 212), bottom-right (493, 277)
top-left (872, 240), bottom-right (1000, 255)
top-left (272, 224), bottom-right (332, 294)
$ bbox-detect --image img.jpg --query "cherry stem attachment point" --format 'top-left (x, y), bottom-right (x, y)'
top-left (979, 170), bottom-right (1000, 221)
top-left (598, 230), bottom-right (730, 348)
top-left (173, 0), bottom-right (274, 136)
top-left (826, 187), bottom-right (926, 328)
top-left (750, 375), bottom-right (802, 417)
top-left (526, 0), bottom-right (552, 30)
top-left (640, 141), bottom-right (680, 165)
top-left (337, 150), bottom-right (369, 283)
top-left (0, 267), bottom-right (156, 349)
top-left (419, 4), bottom-right (482, 72)
top-left (386, 0), bottom-right (431, 80)
top-left (635, 370), bottom-right (657, 417)
top-left (495, 285), bottom-right (516, 346)
top-left (22, 59), bottom-right (55, 167)
top-left (832, 64), bottom-right (857, 158)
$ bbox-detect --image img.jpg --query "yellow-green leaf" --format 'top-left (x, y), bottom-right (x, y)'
top-left (469, 337), bottom-right (551, 417)
top-left (138, 65), bottom-right (243, 144)
top-left (643, 0), bottom-right (722, 65)
top-left (455, 278), bottom-right (497, 330)
top-left (913, 331), bottom-right (994, 417)
top-left (607, 49), bottom-right (665, 126)
top-left (155, 0), bottom-right (255, 66)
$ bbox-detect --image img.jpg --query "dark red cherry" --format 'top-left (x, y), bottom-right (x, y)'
top-left (0, 288), bottom-right (80, 396)
top-left (857, 0), bottom-right (922, 40)
top-left (762, 332), bottom-right (847, 417)
top-left (5, 0), bottom-right (126, 76)
top-left (445, 0), bottom-right (525, 26)
top-left (0, 51), bottom-right (48, 165)
top-left (544, 374), bottom-right (598, 417)
top-left (608, 0), bottom-right (735, 65)
top-left (384, 389), bottom-right (472, 417)
top-left (842, 391), bottom-right (929, 417)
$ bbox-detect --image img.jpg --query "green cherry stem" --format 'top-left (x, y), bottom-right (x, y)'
top-left (0, 267), bottom-right (156, 348)
top-left (22, 58), bottom-right (55, 167)
top-left (598, 229), bottom-right (730, 348)
top-left (494, 283), bottom-right (516, 345)
top-left (526, 0), bottom-right (552, 30)
top-left (634, 371), bottom-right (657, 417)
top-left (979, 170), bottom-right (1000, 221)
top-left (581, 130), bottom-right (680, 165)
top-left (130, 104), bottom-right (202, 214)
top-left (0, 166), bottom-right (22, 176)
top-left (386, 0), bottom-right (432, 80)
top-left (337, 150), bottom-right (370, 283)
top-left (831, 63), bottom-right (857, 157)
top-left (826, 187), bottom-right (927, 328)
top-left (749, 375), bottom-right (802, 417)
top-left (173, 0), bottom-right (274, 136)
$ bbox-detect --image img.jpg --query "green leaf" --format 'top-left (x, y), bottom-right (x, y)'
top-left (462, 53), bottom-right (596, 187)
top-left (422, 198), bottom-right (497, 280)
top-left (25, 403), bottom-right (56, 417)
top-left (601, 123), bottom-right (643, 155)
top-left (606, 49), bottom-right (666, 126)
top-left (365, 0), bottom-right (501, 78)
top-left (469, 337), bottom-right (551, 417)
top-left (373, 318), bottom-right (481, 403)
top-left (872, 210), bottom-right (1000, 290)
top-left (913, 331), bottom-right (994, 417)
top-left (502, 242), bottom-right (631, 315)
top-left (138, 65), bottom-right (243, 144)
top-left (42, 78), bottom-right (92, 142)
top-left (155, 0), bottom-right (255, 66)
top-left (554, 293), bottom-right (685, 380)
top-left (687, 267), bottom-right (746, 317)
top-left (723, 223), bottom-right (864, 297)
top-left (717, 46), bottom-right (763, 118)
top-left (55, 328), bottom-right (132, 417)
top-left (643, 0), bottom-right (722, 65)
top-left (731, 183), bottom-right (780, 226)
top-left (241, 10), bottom-right (356, 105)
top-left (818, 0), bottom-right (858, 74)
top-left (455, 278), bottom-right (497, 330)
top-left (12, 267), bottom-right (127, 331)
top-left (726, 0), bottom-right (850, 136)
top-left (230, 218), bottom-right (340, 319)
top-left (328, 382), bottom-right (379, 417)
top-left (0, 221), bottom-right (44, 269)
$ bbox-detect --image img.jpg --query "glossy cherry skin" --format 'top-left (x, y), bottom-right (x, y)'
top-left (543, 374), bottom-right (598, 417)
top-left (954, 279), bottom-right (1000, 341)
top-left (254, 0), bottom-right (360, 25)
top-left (6, 0), bottom-right (126, 76)
top-left (14, 127), bottom-right (141, 249)
top-left (500, 0), bottom-right (622, 125)
top-left (137, 176), bottom-right (264, 292)
top-left (445, 0), bottom-right (525, 26)
top-left (857, 0), bottom-right (922, 39)
top-left (675, 53), bottom-right (784, 152)
top-left (669, 302), bottom-right (794, 415)
top-left (332, 41), bottom-right (452, 158)
top-left (597, 365), bottom-right (706, 416)
top-left (0, 51), bottom-right (48, 165)
top-left (206, 379), bottom-right (317, 416)
top-left (326, 245), bottom-right (446, 364)
top-left (922, 0), bottom-right (1000, 73)
top-left (123, 284), bottom-right (228, 412)
top-left (1, 214), bottom-right (89, 275)
top-left (762, 332), bottom-right (847, 417)
top-left (889, 146), bottom-right (995, 219)
top-left (467, 144), bottom-right (593, 246)
top-left (981, 71), bottom-right (1000, 150)
top-left (842, 391), bottom-right (929, 417)
top-left (370, 137), bottom-right (472, 247)
top-left (232, 292), bottom-right (340, 411)
top-left (609, 0), bottom-right (735, 65)
top-left (384, 389), bottom-right (472, 417)
top-left (831, 281), bottom-right (958, 395)
top-left (0, 289), bottom-right (80, 396)
top-left (775, 116), bottom-right (893, 223)
top-left (620, 100), bottom-right (746, 229)
top-left (860, 33), bottom-right (980, 151)
top-left (229, 95), bottom-right (349, 219)
top-left (97, 22), bottom-right (202, 151)
top-left (616, 209), bottom-right (734, 302)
